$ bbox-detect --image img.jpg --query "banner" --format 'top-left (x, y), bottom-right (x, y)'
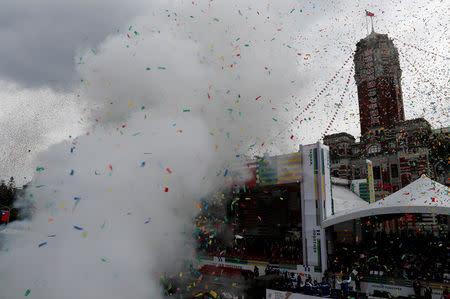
top-left (257, 153), bottom-right (302, 186)
top-left (300, 143), bottom-right (328, 271)
top-left (366, 160), bottom-right (376, 203)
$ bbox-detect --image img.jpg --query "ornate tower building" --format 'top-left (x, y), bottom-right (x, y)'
top-left (354, 31), bottom-right (405, 137)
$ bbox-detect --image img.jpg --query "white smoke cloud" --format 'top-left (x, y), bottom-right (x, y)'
top-left (0, 1), bottom-right (308, 298)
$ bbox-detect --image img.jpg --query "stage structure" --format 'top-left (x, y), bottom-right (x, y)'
top-left (231, 142), bottom-right (334, 273)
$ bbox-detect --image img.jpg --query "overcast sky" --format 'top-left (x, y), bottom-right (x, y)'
top-left (0, 0), bottom-right (448, 184)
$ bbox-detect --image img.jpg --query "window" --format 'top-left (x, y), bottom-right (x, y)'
top-left (373, 166), bottom-right (381, 180)
top-left (367, 143), bottom-right (381, 154)
top-left (390, 164), bottom-right (398, 178)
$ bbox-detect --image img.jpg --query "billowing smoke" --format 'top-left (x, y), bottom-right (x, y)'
top-left (0, 1), bottom-right (307, 298)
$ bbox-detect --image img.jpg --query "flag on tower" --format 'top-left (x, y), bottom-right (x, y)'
top-left (1, 210), bottom-right (9, 222)
top-left (366, 10), bottom-right (375, 17)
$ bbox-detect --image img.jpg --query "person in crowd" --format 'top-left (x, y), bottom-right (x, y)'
top-left (320, 277), bottom-right (332, 297)
top-left (304, 277), bottom-right (313, 295)
top-left (441, 287), bottom-right (449, 299)
top-left (413, 278), bottom-right (422, 297)
top-left (336, 274), bottom-right (351, 298)
top-left (354, 274), bottom-right (361, 292)
top-left (253, 266), bottom-right (259, 278)
top-left (296, 276), bottom-right (304, 293)
top-left (312, 280), bottom-right (319, 296)
top-left (424, 283), bottom-right (432, 299)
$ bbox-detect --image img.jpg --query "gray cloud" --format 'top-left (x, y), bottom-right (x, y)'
top-left (0, 0), bottom-right (154, 88)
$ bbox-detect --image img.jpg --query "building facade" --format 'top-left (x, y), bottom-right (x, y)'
top-left (324, 31), bottom-right (449, 199)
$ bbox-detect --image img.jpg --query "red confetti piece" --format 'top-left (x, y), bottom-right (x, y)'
top-left (290, 135), bottom-right (294, 139)
top-left (109, 165), bottom-right (113, 171)
top-left (207, 93), bottom-right (211, 99)
top-left (164, 187), bottom-right (169, 192)
top-left (255, 96), bottom-right (261, 101)
top-left (166, 168), bottom-right (172, 174)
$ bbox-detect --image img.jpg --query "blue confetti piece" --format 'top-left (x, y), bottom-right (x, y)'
top-left (70, 147), bottom-right (75, 153)
top-left (74, 197), bottom-right (81, 201)
top-left (224, 169), bottom-right (228, 177)
top-left (70, 169), bottom-right (74, 176)
top-left (38, 242), bottom-right (47, 248)
top-left (73, 226), bottom-right (83, 231)
top-left (141, 162), bottom-right (146, 167)
top-left (238, 10), bottom-right (242, 16)
top-left (48, 234), bottom-right (56, 238)
top-left (144, 218), bottom-right (151, 224)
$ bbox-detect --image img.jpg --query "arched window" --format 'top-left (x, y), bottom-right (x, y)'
top-left (367, 143), bottom-right (381, 154)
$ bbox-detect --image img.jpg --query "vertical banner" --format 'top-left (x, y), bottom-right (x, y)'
top-left (300, 143), bottom-right (329, 271)
top-left (366, 160), bottom-right (376, 203)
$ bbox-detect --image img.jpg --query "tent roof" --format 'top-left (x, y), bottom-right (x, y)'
top-left (331, 184), bottom-right (369, 215)
top-left (323, 175), bottom-right (450, 228)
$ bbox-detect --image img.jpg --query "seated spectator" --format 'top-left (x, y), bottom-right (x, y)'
top-left (320, 277), bottom-right (332, 297)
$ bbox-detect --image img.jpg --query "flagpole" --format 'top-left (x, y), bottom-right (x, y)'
top-left (370, 16), bottom-right (374, 32)
top-left (365, 13), bottom-right (369, 35)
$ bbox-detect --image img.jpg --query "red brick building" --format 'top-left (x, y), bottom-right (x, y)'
top-left (324, 31), bottom-right (449, 199)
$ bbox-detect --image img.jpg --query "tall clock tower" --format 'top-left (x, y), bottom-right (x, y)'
top-left (354, 31), bottom-right (405, 137)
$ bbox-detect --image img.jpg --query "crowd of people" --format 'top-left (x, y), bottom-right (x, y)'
top-left (268, 269), bottom-right (355, 298)
top-left (328, 231), bottom-right (449, 282)
top-left (197, 235), bottom-right (303, 264)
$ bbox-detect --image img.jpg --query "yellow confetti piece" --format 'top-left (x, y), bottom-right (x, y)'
top-left (129, 102), bottom-right (133, 106)
top-left (83, 232), bottom-right (87, 238)
top-left (107, 189), bottom-right (112, 192)
top-left (107, 110), bottom-right (111, 115)
top-left (59, 203), bottom-right (65, 207)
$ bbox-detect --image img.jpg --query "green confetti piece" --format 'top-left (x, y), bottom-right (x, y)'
top-left (25, 289), bottom-right (31, 296)
top-left (146, 67), bottom-right (151, 70)
top-left (141, 106), bottom-right (145, 110)
top-left (287, 45), bottom-right (292, 48)
top-left (101, 258), bottom-right (107, 262)
top-left (226, 132), bottom-right (230, 138)
top-left (272, 118), bottom-right (278, 122)
top-left (158, 66), bottom-right (166, 70)
top-left (128, 26), bottom-right (132, 31)
top-left (29, 194), bottom-right (33, 198)
top-left (290, 8), bottom-right (295, 13)
top-left (36, 167), bottom-right (45, 172)
top-left (213, 18), bottom-right (220, 22)
top-left (236, 37), bottom-right (240, 41)
top-left (190, 16), bottom-right (194, 18)
top-left (244, 44), bottom-right (249, 47)
top-left (100, 221), bottom-right (106, 229)
top-left (132, 132), bottom-right (141, 136)
top-left (271, 37), bottom-right (275, 41)
top-left (134, 31), bottom-right (138, 35)
top-left (35, 185), bottom-right (45, 188)
top-left (183, 109), bottom-right (191, 112)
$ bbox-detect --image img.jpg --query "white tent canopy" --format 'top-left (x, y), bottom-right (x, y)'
top-left (330, 184), bottom-right (369, 215)
top-left (323, 175), bottom-right (450, 228)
